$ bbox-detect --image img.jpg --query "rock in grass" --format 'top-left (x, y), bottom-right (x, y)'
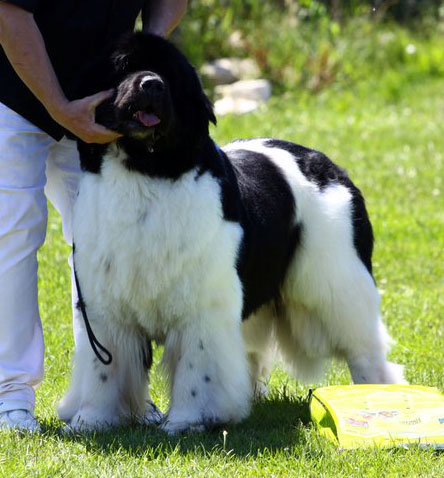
top-left (215, 79), bottom-right (271, 102)
top-left (214, 97), bottom-right (262, 115)
top-left (201, 58), bottom-right (261, 86)
top-left (214, 79), bottom-right (272, 115)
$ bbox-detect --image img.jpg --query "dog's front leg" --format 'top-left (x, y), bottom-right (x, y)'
top-left (57, 321), bottom-right (122, 431)
top-left (161, 313), bottom-right (252, 434)
top-left (58, 320), bottom-right (156, 432)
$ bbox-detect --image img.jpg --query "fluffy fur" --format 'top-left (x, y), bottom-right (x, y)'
top-left (58, 33), bottom-right (405, 434)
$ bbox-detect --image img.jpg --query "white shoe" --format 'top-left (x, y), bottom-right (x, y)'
top-left (0, 407), bottom-right (40, 433)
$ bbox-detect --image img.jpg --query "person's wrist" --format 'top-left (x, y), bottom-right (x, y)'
top-left (46, 96), bottom-right (70, 124)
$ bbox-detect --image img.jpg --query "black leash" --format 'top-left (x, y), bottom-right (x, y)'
top-left (73, 245), bottom-right (113, 365)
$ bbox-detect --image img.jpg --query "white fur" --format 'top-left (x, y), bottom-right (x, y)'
top-left (58, 144), bottom-right (251, 432)
top-left (59, 139), bottom-right (405, 433)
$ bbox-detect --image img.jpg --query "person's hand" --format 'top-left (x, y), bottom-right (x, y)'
top-left (50, 89), bottom-right (122, 144)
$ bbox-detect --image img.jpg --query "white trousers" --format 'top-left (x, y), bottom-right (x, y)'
top-left (0, 102), bottom-right (81, 413)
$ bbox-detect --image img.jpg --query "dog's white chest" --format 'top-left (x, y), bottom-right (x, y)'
top-left (73, 155), bottom-right (242, 336)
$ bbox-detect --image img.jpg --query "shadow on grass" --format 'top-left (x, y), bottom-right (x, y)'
top-left (41, 393), bottom-right (312, 459)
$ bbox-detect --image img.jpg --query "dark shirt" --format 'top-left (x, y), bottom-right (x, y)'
top-left (0, 0), bottom-right (145, 139)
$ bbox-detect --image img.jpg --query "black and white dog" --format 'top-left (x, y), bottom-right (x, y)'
top-left (58, 33), bottom-right (405, 434)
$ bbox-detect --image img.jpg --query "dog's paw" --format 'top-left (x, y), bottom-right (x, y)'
top-left (385, 362), bottom-right (408, 385)
top-left (253, 379), bottom-right (269, 400)
top-left (140, 400), bottom-right (164, 425)
top-left (63, 410), bottom-right (120, 433)
top-left (159, 409), bottom-right (223, 435)
top-left (159, 418), bottom-right (206, 435)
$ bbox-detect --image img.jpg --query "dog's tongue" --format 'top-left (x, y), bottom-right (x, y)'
top-left (136, 111), bottom-right (161, 127)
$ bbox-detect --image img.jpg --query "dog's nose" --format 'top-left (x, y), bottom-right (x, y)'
top-left (140, 76), bottom-right (165, 93)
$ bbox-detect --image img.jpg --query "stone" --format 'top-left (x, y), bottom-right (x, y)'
top-left (216, 58), bottom-right (260, 81)
top-left (201, 58), bottom-right (261, 86)
top-left (200, 62), bottom-right (238, 86)
top-left (215, 79), bottom-right (272, 102)
top-left (214, 97), bottom-right (261, 116)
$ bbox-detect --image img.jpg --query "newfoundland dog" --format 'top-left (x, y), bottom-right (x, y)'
top-left (58, 33), bottom-right (405, 434)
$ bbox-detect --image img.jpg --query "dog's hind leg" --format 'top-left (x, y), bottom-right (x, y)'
top-left (118, 332), bottom-right (162, 426)
top-left (273, 305), bottom-right (330, 383)
top-left (242, 306), bottom-right (275, 398)
top-left (331, 277), bottom-right (406, 385)
top-left (335, 282), bottom-right (406, 385)
top-left (161, 310), bottom-right (252, 434)
top-left (283, 244), bottom-right (406, 385)
top-left (279, 182), bottom-right (406, 385)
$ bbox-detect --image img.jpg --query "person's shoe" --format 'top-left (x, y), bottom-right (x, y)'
top-left (0, 409), bottom-right (41, 433)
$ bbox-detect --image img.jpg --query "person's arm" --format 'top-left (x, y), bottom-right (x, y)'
top-left (0, 2), bottom-right (120, 143)
top-left (142, 0), bottom-right (188, 37)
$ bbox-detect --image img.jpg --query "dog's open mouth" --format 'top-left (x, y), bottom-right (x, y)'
top-left (134, 111), bottom-right (161, 127)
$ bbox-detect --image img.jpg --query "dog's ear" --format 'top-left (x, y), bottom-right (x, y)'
top-left (111, 32), bottom-right (148, 74)
top-left (203, 93), bottom-right (217, 126)
top-left (112, 50), bottom-right (131, 74)
top-left (194, 71), bottom-right (216, 126)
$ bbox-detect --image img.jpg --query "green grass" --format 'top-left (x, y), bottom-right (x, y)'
top-left (1, 77), bottom-right (443, 477)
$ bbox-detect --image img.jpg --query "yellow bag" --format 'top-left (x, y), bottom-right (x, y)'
top-left (310, 385), bottom-right (444, 449)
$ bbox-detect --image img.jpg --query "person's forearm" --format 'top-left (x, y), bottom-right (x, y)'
top-left (0, 3), bottom-right (120, 143)
top-left (142, 0), bottom-right (188, 37)
top-left (0, 3), bottom-right (69, 120)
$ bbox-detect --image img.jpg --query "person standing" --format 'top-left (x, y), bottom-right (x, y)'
top-left (0, 0), bottom-right (187, 432)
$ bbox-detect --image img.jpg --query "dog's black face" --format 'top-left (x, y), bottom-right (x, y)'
top-left (99, 70), bottom-right (171, 147)
top-left (93, 33), bottom-right (216, 155)
top-left (73, 33), bottom-right (217, 177)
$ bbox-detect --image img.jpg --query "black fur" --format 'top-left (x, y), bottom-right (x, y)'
top-left (222, 149), bottom-right (302, 318)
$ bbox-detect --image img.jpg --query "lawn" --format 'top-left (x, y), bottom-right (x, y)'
top-left (1, 77), bottom-right (443, 477)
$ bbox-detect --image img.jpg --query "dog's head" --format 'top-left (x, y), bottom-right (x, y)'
top-left (92, 33), bottom-right (216, 153)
